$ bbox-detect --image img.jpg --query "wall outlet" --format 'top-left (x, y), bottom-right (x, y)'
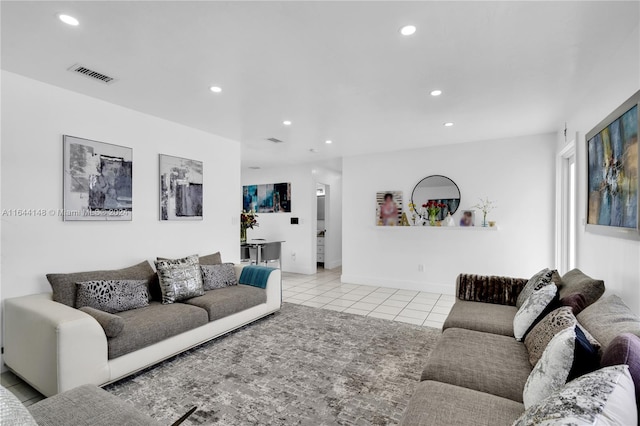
top-left (418, 264), bottom-right (424, 272)
top-left (291, 252), bottom-right (296, 261)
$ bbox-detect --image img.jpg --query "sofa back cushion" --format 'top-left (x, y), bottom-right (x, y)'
top-left (557, 269), bottom-right (604, 307)
top-left (601, 333), bottom-right (640, 412)
top-left (47, 260), bottom-right (156, 307)
top-left (577, 294), bottom-right (640, 349)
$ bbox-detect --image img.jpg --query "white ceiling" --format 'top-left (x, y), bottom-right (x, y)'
top-left (2, 1), bottom-right (638, 171)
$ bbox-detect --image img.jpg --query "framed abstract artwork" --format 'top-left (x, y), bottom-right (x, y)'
top-left (159, 154), bottom-right (203, 221)
top-left (586, 90), bottom-right (639, 239)
top-left (242, 183), bottom-right (291, 213)
top-left (63, 135), bottom-right (132, 221)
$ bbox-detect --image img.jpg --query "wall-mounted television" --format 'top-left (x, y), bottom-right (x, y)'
top-left (586, 90), bottom-right (639, 239)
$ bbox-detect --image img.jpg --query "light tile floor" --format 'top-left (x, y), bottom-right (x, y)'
top-left (1, 370), bottom-right (45, 406)
top-left (283, 267), bottom-right (454, 329)
top-left (2, 266), bottom-right (453, 406)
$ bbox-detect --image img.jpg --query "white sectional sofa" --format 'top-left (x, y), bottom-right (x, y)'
top-left (4, 264), bottom-right (281, 397)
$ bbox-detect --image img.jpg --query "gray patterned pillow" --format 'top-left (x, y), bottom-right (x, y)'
top-left (0, 384), bottom-right (38, 426)
top-left (75, 280), bottom-right (149, 313)
top-left (201, 263), bottom-right (237, 290)
top-left (155, 254), bottom-right (204, 304)
top-left (524, 306), bottom-right (576, 367)
top-left (513, 284), bottom-right (558, 341)
top-left (523, 326), bottom-right (576, 409)
top-left (515, 365), bottom-right (636, 425)
top-left (516, 268), bottom-right (555, 308)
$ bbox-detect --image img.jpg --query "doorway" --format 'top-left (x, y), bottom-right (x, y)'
top-left (317, 183), bottom-right (329, 270)
top-left (556, 138), bottom-right (577, 274)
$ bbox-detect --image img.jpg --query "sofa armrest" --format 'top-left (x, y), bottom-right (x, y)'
top-left (4, 293), bottom-right (110, 397)
top-left (455, 274), bottom-right (528, 306)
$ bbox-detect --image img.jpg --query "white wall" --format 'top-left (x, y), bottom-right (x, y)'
top-left (558, 23), bottom-right (640, 313)
top-left (242, 165), bottom-right (316, 274)
top-left (342, 133), bottom-right (557, 294)
top-left (1, 71), bottom-right (241, 359)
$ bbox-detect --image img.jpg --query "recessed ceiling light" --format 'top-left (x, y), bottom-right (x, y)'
top-left (58, 14), bottom-right (79, 26)
top-left (325, 140), bottom-right (332, 144)
top-left (430, 90), bottom-right (442, 96)
top-left (444, 122), bottom-right (454, 127)
top-left (283, 120), bottom-right (292, 126)
top-left (309, 148), bottom-right (319, 153)
top-left (400, 25), bottom-right (416, 36)
top-left (209, 86), bottom-right (222, 93)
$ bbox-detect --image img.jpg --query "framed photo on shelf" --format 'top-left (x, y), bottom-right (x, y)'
top-left (459, 210), bottom-right (475, 227)
top-left (376, 191), bottom-right (403, 226)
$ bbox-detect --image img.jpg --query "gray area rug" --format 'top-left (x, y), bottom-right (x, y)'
top-left (106, 303), bottom-right (441, 425)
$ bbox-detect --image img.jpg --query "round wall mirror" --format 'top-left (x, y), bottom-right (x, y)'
top-left (411, 175), bottom-right (461, 220)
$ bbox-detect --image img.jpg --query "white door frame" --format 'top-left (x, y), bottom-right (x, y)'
top-left (555, 135), bottom-right (577, 274)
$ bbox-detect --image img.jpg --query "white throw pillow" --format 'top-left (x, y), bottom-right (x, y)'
top-left (523, 327), bottom-right (575, 408)
top-left (513, 284), bottom-right (557, 341)
top-left (516, 268), bottom-right (555, 308)
top-left (515, 365), bottom-right (637, 425)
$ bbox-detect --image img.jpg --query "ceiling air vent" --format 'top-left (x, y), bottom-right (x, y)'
top-left (67, 63), bottom-right (116, 84)
top-left (266, 137), bottom-right (284, 144)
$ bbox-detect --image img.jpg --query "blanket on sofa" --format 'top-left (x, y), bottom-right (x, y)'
top-left (239, 266), bottom-right (274, 289)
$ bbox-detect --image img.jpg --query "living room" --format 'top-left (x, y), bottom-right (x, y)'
top-left (1, 1), bottom-right (640, 425)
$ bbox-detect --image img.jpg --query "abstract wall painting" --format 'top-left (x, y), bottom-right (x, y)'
top-left (242, 183), bottom-right (291, 213)
top-left (63, 135), bottom-right (133, 221)
top-left (586, 90), bottom-right (639, 238)
top-left (160, 154), bottom-right (203, 221)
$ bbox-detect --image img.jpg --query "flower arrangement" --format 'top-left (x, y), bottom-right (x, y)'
top-left (472, 197), bottom-right (496, 227)
top-left (241, 210), bottom-right (259, 229)
top-left (240, 210), bottom-right (258, 242)
top-left (422, 200), bottom-right (446, 226)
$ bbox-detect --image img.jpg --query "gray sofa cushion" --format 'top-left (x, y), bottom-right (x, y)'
top-left (401, 380), bottom-right (523, 426)
top-left (199, 252), bottom-right (223, 265)
top-left (577, 294), bottom-right (640, 349)
top-left (421, 328), bottom-right (532, 402)
top-left (557, 269), bottom-right (604, 307)
top-left (47, 261), bottom-right (156, 307)
top-left (443, 300), bottom-right (517, 337)
top-left (29, 384), bottom-right (159, 425)
top-left (79, 307), bottom-right (125, 338)
top-left (182, 284), bottom-right (266, 322)
top-left (108, 301), bottom-right (208, 359)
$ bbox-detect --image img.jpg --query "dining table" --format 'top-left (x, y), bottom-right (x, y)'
top-left (241, 239), bottom-right (285, 264)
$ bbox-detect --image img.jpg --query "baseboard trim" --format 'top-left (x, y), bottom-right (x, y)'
top-left (340, 274), bottom-right (454, 295)
top-left (324, 259), bottom-right (342, 270)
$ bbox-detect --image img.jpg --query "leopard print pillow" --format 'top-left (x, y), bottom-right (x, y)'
top-left (524, 306), bottom-right (576, 367)
top-left (76, 279), bottom-right (149, 313)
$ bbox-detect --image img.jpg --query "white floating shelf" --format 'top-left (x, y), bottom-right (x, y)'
top-left (374, 225), bottom-right (498, 231)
